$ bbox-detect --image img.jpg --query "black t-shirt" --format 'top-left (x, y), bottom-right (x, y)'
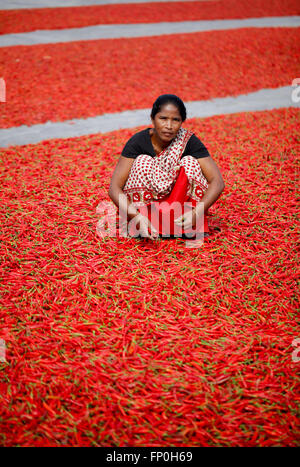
top-left (121, 128), bottom-right (210, 159)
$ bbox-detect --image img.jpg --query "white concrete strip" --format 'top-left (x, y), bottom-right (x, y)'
top-left (0, 86), bottom-right (298, 148)
top-left (0, 0), bottom-right (210, 10)
top-left (1, 16), bottom-right (299, 47)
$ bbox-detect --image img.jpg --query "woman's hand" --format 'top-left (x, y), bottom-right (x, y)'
top-left (174, 207), bottom-right (202, 230)
top-left (134, 214), bottom-right (159, 240)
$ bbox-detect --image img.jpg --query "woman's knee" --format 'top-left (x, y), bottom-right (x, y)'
top-left (180, 155), bottom-right (203, 177)
top-left (181, 155), bottom-right (196, 165)
top-left (132, 154), bottom-right (153, 179)
top-left (135, 154), bottom-right (153, 165)
top-left (181, 155), bottom-right (208, 188)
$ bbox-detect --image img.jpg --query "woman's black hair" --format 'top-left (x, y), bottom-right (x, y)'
top-left (151, 94), bottom-right (187, 122)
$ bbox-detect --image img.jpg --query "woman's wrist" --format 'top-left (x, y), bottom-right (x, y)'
top-left (127, 202), bottom-right (140, 220)
top-left (193, 204), bottom-right (204, 216)
top-left (134, 212), bottom-right (144, 222)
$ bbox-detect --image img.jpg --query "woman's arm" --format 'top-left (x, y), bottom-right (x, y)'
top-left (175, 156), bottom-right (225, 229)
top-left (108, 156), bottom-right (158, 239)
top-left (195, 156), bottom-right (225, 215)
top-left (108, 156), bottom-right (137, 219)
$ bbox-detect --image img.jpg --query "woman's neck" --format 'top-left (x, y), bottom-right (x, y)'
top-left (149, 129), bottom-right (169, 154)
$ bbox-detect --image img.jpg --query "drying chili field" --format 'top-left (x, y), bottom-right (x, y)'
top-left (0, 0), bottom-right (299, 447)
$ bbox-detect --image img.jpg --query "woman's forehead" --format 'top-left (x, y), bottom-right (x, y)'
top-left (157, 103), bottom-right (181, 115)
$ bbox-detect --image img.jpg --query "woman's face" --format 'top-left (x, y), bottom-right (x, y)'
top-left (152, 103), bottom-right (182, 143)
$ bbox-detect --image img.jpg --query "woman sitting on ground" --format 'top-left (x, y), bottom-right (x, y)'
top-left (108, 94), bottom-right (225, 239)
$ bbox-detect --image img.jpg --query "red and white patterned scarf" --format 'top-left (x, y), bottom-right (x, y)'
top-left (123, 127), bottom-right (208, 206)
